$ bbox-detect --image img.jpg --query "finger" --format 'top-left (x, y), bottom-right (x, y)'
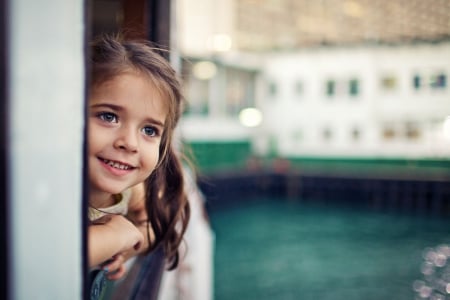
top-left (102, 255), bottom-right (123, 274)
top-left (106, 265), bottom-right (126, 281)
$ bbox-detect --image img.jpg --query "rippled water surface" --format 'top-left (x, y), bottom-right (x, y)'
top-left (209, 198), bottom-right (450, 300)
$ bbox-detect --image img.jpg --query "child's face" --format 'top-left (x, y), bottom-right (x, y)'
top-left (88, 72), bottom-right (168, 196)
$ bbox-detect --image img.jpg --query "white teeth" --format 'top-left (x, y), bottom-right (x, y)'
top-left (102, 159), bottom-right (131, 170)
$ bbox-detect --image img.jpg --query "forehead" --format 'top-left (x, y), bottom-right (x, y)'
top-left (90, 72), bottom-right (169, 122)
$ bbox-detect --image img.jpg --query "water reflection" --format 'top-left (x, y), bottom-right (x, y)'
top-left (414, 244), bottom-right (450, 299)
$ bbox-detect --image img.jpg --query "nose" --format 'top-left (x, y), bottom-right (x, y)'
top-left (113, 126), bottom-right (138, 152)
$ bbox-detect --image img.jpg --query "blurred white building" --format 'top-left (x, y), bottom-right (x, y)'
top-left (256, 43), bottom-right (450, 158)
top-left (176, 0), bottom-right (450, 160)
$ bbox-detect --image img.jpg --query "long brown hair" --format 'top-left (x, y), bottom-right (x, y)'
top-left (90, 34), bottom-right (190, 270)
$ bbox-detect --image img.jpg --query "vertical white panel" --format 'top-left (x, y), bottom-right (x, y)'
top-left (9, 0), bottom-right (84, 299)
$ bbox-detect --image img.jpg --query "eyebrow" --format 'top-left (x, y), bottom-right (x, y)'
top-left (90, 103), bottom-right (166, 127)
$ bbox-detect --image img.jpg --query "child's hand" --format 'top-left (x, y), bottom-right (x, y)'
top-left (105, 214), bottom-right (144, 253)
top-left (101, 254), bottom-right (127, 281)
top-left (88, 214), bottom-right (145, 268)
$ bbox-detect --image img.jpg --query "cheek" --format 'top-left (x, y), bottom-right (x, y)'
top-left (88, 125), bottom-right (109, 153)
top-left (87, 130), bottom-right (98, 154)
top-left (142, 144), bottom-right (160, 171)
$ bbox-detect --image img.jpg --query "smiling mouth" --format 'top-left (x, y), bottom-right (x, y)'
top-left (100, 158), bottom-right (135, 170)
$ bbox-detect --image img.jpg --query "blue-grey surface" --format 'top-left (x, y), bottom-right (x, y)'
top-left (210, 198), bottom-right (450, 300)
top-left (9, 0), bottom-right (84, 298)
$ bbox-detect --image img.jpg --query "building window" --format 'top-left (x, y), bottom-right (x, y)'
top-left (413, 74), bottom-right (421, 90)
top-left (325, 80), bottom-right (336, 97)
top-left (405, 122), bottom-right (421, 140)
top-left (351, 127), bottom-right (360, 141)
top-left (322, 127), bottom-right (332, 141)
top-left (430, 73), bottom-right (446, 89)
top-left (349, 78), bottom-right (359, 96)
top-left (225, 68), bottom-right (256, 116)
top-left (380, 75), bottom-right (397, 91)
top-left (182, 60), bottom-right (211, 116)
top-left (295, 81), bottom-right (303, 97)
top-left (382, 126), bottom-right (395, 140)
top-left (268, 81), bottom-right (277, 97)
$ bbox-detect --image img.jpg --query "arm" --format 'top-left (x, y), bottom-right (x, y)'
top-left (88, 214), bottom-right (144, 268)
top-left (101, 184), bottom-right (154, 281)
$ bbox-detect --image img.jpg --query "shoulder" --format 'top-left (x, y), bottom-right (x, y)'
top-left (88, 189), bottom-right (132, 221)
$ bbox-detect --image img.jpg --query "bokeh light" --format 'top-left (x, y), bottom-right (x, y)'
top-left (192, 61), bottom-right (217, 80)
top-left (443, 116), bottom-right (450, 140)
top-left (239, 107), bottom-right (263, 127)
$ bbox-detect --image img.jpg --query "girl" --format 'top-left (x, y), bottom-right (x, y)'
top-left (87, 34), bottom-right (190, 290)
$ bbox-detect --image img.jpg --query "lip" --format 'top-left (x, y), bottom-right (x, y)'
top-left (98, 157), bottom-right (136, 176)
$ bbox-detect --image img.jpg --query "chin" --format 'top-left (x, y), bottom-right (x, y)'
top-left (96, 183), bottom-right (127, 196)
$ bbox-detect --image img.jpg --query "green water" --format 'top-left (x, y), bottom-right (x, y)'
top-left (209, 198), bottom-right (450, 300)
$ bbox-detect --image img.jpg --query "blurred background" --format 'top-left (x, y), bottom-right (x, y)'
top-left (172, 1), bottom-right (450, 300)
